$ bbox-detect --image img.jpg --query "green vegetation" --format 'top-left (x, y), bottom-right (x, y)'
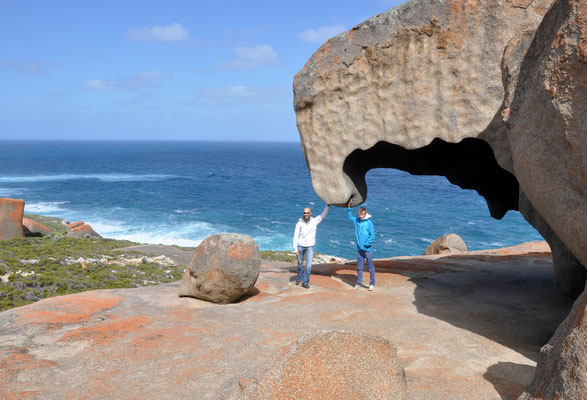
top-left (0, 235), bottom-right (183, 312)
top-left (24, 214), bottom-right (69, 234)
top-left (260, 250), bottom-right (296, 263)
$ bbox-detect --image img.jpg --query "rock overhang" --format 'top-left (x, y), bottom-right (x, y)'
top-left (294, 0), bottom-right (553, 207)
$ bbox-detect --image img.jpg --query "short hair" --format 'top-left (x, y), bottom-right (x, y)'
top-left (358, 207), bottom-right (367, 213)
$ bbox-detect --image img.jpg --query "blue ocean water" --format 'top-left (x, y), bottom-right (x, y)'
top-left (0, 141), bottom-right (542, 259)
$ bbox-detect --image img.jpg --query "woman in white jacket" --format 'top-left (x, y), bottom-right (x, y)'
top-left (292, 204), bottom-right (330, 288)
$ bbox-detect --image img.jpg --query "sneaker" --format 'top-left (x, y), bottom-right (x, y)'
top-left (295, 280), bottom-right (301, 285)
top-left (369, 285), bottom-right (375, 291)
top-left (302, 284), bottom-right (310, 289)
top-left (353, 285), bottom-right (360, 290)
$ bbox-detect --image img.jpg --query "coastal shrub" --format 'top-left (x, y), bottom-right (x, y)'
top-left (0, 236), bottom-right (183, 312)
top-left (260, 250), bottom-right (296, 263)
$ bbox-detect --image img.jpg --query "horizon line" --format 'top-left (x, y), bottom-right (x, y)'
top-left (0, 139), bottom-right (301, 143)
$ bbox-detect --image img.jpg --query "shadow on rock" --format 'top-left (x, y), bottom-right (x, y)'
top-left (406, 254), bottom-right (572, 362)
top-left (484, 362), bottom-right (536, 400)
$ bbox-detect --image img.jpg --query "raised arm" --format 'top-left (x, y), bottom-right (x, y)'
top-left (317, 204), bottom-right (330, 222)
top-left (346, 198), bottom-right (355, 222)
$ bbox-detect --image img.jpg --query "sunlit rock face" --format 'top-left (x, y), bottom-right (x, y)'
top-left (294, 0), bottom-right (553, 208)
top-left (501, 0), bottom-right (587, 296)
top-left (293, 0), bottom-right (586, 297)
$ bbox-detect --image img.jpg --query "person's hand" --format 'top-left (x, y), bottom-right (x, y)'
top-left (293, 251), bottom-right (298, 256)
top-left (347, 198), bottom-right (353, 208)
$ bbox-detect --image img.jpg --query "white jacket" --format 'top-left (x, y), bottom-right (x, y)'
top-left (293, 205), bottom-right (330, 250)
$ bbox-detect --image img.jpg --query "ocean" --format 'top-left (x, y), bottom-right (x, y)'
top-left (0, 141), bottom-right (542, 259)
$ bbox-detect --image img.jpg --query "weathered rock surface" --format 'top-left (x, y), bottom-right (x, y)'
top-left (293, 0), bottom-right (585, 297)
top-left (65, 223), bottom-right (102, 238)
top-left (0, 198), bottom-right (25, 241)
top-left (22, 216), bottom-right (53, 234)
top-left (0, 243), bottom-right (573, 399)
top-left (501, 0), bottom-right (587, 297)
top-left (178, 233), bottom-right (261, 303)
top-left (518, 283), bottom-right (587, 400)
top-left (424, 233), bottom-right (467, 256)
top-left (294, 0), bottom-right (552, 208)
top-left (220, 331), bottom-right (406, 400)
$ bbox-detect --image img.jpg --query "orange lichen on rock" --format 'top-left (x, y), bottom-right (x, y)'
top-left (60, 315), bottom-right (151, 345)
top-left (0, 348), bottom-right (56, 387)
top-left (0, 198), bottom-right (25, 240)
top-left (227, 243), bottom-right (254, 261)
top-left (16, 293), bottom-right (123, 326)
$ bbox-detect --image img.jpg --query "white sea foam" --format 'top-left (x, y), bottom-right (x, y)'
top-left (102, 220), bottom-right (223, 247)
top-left (0, 188), bottom-right (27, 197)
top-left (419, 238), bottom-right (434, 243)
top-left (25, 201), bottom-right (69, 213)
top-left (84, 220), bottom-right (126, 235)
top-left (0, 173), bottom-right (178, 183)
top-left (385, 238), bottom-right (396, 244)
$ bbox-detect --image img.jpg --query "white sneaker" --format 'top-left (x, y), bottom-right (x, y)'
top-left (369, 285), bottom-right (375, 291)
top-left (353, 285), bottom-right (360, 290)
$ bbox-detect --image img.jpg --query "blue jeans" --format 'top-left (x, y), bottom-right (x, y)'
top-left (297, 246), bottom-right (314, 285)
top-left (357, 248), bottom-right (375, 286)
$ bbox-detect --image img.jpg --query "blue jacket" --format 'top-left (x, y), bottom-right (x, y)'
top-left (347, 208), bottom-right (375, 251)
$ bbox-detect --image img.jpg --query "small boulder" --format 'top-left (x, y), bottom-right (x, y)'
top-left (22, 217), bottom-right (53, 234)
top-left (65, 224), bottom-right (102, 238)
top-left (424, 233), bottom-right (467, 255)
top-left (0, 198), bottom-right (25, 241)
top-left (178, 233), bottom-right (261, 303)
top-left (219, 330), bottom-right (406, 399)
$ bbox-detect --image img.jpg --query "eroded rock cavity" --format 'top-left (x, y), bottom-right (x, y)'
top-left (343, 138), bottom-right (519, 219)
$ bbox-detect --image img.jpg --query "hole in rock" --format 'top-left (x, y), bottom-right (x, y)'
top-left (343, 138), bottom-right (519, 219)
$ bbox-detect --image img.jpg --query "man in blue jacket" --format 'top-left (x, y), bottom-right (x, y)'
top-left (347, 199), bottom-right (376, 291)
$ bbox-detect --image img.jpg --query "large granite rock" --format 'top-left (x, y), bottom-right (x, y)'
top-left (294, 0), bottom-right (552, 208)
top-left (424, 233), bottom-right (467, 255)
top-left (22, 216), bottom-right (53, 235)
top-left (0, 198), bottom-right (25, 241)
top-left (518, 283), bottom-right (587, 400)
top-left (220, 331), bottom-right (406, 400)
top-left (501, 0), bottom-right (587, 298)
top-left (178, 233), bottom-right (261, 303)
top-left (65, 223), bottom-right (102, 238)
top-left (293, 0), bottom-right (585, 297)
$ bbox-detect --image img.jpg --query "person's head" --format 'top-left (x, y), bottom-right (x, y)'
top-left (358, 207), bottom-right (367, 220)
top-left (303, 207), bottom-right (312, 221)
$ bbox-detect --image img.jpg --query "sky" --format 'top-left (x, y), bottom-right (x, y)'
top-left (0, 0), bottom-right (404, 141)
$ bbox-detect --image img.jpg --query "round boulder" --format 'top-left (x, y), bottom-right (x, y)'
top-left (219, 330), bottom-right (406, 399)
top-left (178, 233), bottom-right (261, 304)
top-left (424, 233), bottom-right (467, 255)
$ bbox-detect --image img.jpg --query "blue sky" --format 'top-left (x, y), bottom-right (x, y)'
top-left (0, 0), bottom-right (404, 141)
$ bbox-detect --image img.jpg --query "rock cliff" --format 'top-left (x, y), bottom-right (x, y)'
top-left (293, 0), bottom-right (585, 298)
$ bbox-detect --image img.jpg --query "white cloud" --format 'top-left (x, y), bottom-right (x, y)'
top-left (184, 85), bottom-right (291, 108)
top-left (298, 25), bottom-right (347, 43)
top-left (217, 45), bottom-right (280, 70)
top-left (127, 22), bottom-right (189, 42)
top-left (82, 71), bottom-right (170, 92)
top-left (0, 59), bottom-right (49, 76)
